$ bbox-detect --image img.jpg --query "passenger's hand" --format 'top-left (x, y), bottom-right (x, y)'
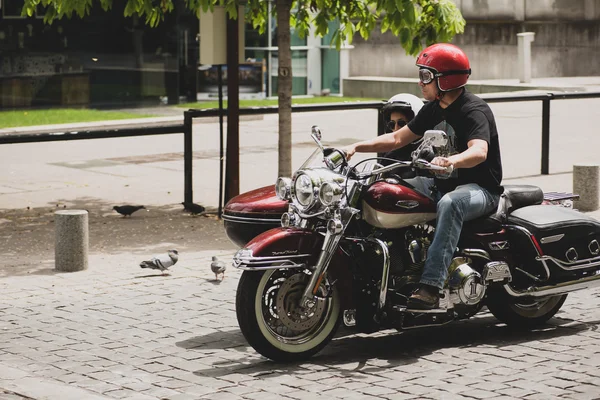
top-left (342, 145), bottom-right (356, 161)
top-left (431, 156), bottom-right (454, 174)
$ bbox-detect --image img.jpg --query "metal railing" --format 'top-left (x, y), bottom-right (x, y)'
top-left (480, 91), bottom-right (600, 175)
top-left (2, 91), bottom-right (600, 214)
top-left (183, 101), bottom-right (384, 216)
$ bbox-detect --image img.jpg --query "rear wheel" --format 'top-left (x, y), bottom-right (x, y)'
top-left (236, 269), bottom-right (341, 362)
top-left (486, 289), bottom-right (567, 328)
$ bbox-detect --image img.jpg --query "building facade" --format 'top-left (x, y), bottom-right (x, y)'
top-left (0, 1), bottom-right (350, 110)
top-left (350, 0), bottom-right (600, 80)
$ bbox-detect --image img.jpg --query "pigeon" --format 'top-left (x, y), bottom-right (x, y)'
top-left (210, 256), bottom-right (226, 280)
top-left (140, 250), bottom-right (179, 275)
top-left (113, 205), bottom-right (146, 217)
top-left (181, 202), bottom-right (206, 215)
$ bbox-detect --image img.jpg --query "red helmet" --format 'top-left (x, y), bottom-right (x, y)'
top-left (416, 43), bottom-right (471, 91)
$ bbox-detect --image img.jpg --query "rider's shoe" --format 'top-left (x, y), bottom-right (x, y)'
top-left (407, 284), bottom-right (440, 310)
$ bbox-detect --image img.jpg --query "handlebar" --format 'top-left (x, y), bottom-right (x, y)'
top-left (353, 159), bottom-right (453, 180)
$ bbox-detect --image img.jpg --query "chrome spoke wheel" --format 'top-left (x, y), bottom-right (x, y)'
top-left (256, 269), bottom-right (337, 347)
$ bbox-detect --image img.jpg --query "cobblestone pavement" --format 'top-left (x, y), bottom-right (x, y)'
top-left (2, 248), bottom-right (600, 400)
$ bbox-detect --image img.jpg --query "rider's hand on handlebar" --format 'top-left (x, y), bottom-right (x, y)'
top-left (431, 156), bottom-right (454, 174)
top-left (341, 145), bottom-right (356, 161)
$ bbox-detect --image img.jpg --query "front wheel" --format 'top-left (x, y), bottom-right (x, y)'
top-left (236, 269), bottom-right (341, 362)
top-left (486, 288), bottom-right (567, 328)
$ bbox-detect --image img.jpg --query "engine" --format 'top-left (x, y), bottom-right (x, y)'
top-left (447, 257), bottom-right (486, 306)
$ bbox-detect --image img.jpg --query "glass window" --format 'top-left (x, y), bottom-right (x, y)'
top-left (271, 50), bottom-right (307, 96)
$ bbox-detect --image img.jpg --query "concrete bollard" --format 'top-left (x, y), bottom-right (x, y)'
top-left (517, 32), bottom-right (535, 83)
top-left (573, 164), bottom-right (600, 212)
top-left (55, 210), bottom-right (89, 272)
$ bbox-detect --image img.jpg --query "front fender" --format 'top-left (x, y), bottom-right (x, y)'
top-left (233, 227), bottom-right (323, 269)
top-left (233, 227), bottom-right (354, 309)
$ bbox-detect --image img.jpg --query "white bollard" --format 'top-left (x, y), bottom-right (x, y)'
top-left (55, 210), bottom-right (89, 272)
top-left (573, 164), bottom-right (600, 212)
top-left (517, 32), bottom-right (535, 83)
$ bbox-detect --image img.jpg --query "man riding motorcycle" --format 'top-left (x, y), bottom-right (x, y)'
top-left (344, 43), bottom-right (503, 310)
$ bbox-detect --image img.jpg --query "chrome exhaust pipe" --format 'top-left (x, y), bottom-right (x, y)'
top-left (504, 272), bottom-right (600, 298)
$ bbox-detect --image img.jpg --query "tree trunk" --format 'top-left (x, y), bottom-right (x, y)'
top-left (276, 0), bottom-right (293, 178)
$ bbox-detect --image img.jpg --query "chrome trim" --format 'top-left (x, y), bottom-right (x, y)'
top-left (461, 249), bottom-right (491, 261)
top-left (354, 161), bottom-right (412, 180)
top-left (504, 271), bottom-right (600, 298)
top-left (537, 253), bottom-right (600, 271)
top-left (300, 229), bottom-right (343, 307)
top-left (482, 261), bottom-right (512, 282)
top-left (489, 241), bottom-right (510, 251)
top-left (566, 248), bottom-right (579, 262)
top-left (222, 214), bottom-right (282, 224)
top-left (369, 238), bottom-right (391, 311)
top-left (235, 262), bottom-right (307, 271)
top-left (536, 259), bottom-right (552, 281)
top-left (590, 240), bottom-right (600, 256)
top-left (540, 234), bottom-right (564, 244)
top-left (233, 253), bottom-right (311, 267)
top-left (395, 200), bottom-right (420, 210)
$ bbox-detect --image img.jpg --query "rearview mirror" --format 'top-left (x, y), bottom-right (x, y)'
top-left (422, 130), bottom-right (448, 147)
top-left (311, 125), bottom-right (325, 153)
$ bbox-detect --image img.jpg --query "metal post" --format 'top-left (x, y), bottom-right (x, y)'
top-left (376, 105), bottom-right (385, 158)
top-left (184, 110), bottom-right (193, 204)
top-left (225, 12), bottom-right (240, 204)
top-left (377, 109), bottom-right (385, 137)
top-left (541, 95), bottom-right (551, 175)
top-left (218, 65), bottom-right (224, 218)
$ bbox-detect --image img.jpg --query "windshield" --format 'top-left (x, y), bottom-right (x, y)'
top-left (299, 149), bottom-right (329, 170)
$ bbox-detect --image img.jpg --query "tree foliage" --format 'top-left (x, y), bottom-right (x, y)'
top-left (23, 0), bottom-right (465, 179)
top-left (23, 0), bottom-right (465, 57)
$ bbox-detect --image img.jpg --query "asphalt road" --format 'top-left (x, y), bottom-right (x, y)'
top-left (1, 98), bottom-right (599, 211)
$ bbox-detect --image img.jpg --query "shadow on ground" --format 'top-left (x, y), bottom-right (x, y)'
top-left (0, 197), bottom-right (236, 277)
top-left (175, 311), bottom-right (599, 379)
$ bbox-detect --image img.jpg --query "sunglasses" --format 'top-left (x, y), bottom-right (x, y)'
top-left (386, 119), bottom-right (407, 132)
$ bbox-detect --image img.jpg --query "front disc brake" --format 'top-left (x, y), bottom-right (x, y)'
top-left (276, 273), bottom-right (326, 331)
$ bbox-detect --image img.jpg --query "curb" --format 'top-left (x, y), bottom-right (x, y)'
top-left (0, 114), bottom-right (265, 136)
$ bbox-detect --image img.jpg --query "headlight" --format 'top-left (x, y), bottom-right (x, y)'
top-left (294, 174), bottom-right (315, 206)
top-left (275, 177), bottom-right (291, 200)
top-left (319, 182), bottom-right (343, 206)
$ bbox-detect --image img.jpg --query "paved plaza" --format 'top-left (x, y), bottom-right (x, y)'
top-left (2, 249), bottom-right (600, 400)
top-left (2, 81), bottom-right (600, 399)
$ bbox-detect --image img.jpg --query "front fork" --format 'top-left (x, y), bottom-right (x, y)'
top-left (300, 229), bottom-right (343, 308)
top-left (299, 209), bottom-right (391, 314)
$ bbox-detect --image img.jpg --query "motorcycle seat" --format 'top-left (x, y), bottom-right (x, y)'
top-left (495, 184), bottom-right (544, 220)
top-left (463, 185), bottom-right (544, 233)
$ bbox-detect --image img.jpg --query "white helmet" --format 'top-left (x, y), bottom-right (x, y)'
top-left (381, 93), bottom-right (424, 121)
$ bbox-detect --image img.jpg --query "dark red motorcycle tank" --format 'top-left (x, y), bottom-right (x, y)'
top-left (223, 185), bottom-right (288, 247)
top-left (362, 181), bottom-right (436, 229)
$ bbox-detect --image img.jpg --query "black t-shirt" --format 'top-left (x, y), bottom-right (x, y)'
top-left (407, 89), bottom-right (503, 194)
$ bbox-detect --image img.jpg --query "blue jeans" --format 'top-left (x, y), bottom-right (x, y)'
top-left (406, 177), bottom-right (500, 290)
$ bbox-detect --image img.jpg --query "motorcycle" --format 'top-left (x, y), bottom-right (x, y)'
top-left (229, 126), bottom-right (600, 362)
